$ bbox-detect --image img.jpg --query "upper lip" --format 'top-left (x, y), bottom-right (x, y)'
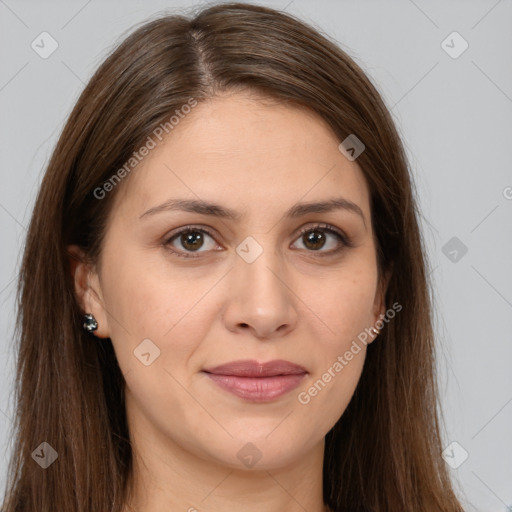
top-left (202, 359), bottom-right (307, 377)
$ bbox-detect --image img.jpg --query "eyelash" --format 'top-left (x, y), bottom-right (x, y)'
top-left (163, 223), bottom-right (352, 259)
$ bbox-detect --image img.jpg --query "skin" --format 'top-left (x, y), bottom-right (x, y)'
top-left (70, 91), bottom-right (389, 512)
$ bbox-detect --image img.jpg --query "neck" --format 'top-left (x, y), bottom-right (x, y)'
top-left (123, 410), bottom-right (328, 512)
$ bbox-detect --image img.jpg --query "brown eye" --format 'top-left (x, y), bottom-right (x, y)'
top-left (302, 229), bottom-right (327, 250)
top-left (163, 223), bottom-right (351, 260)
top-left (164, 227), bottom-right (218, 258)
top-left (292, 224), bottom-right (350, 255)
top-left (180, 231), bottom-right (205, 251)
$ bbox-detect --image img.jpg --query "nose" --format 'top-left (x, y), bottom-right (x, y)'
top-left (222, 240), bottom-right (298, 340)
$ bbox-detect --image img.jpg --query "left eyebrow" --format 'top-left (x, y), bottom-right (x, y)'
top-left (139, 197), bottom-right (366, 229)
top-left (287, 198), bottom-right (366, 229)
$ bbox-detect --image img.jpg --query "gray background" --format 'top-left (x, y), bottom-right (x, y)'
top-left (1, 0), bottom-right (511, 510)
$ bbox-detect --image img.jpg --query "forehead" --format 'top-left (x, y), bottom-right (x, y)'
top-left (111, 92), bottom-right (371, 223)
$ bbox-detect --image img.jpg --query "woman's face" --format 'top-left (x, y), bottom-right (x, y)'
top-left (75, 91), bottom-right (386, 471)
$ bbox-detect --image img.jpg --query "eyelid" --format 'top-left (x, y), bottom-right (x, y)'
top-left (295, 222), bottom-right (351, 247)
top-left (162, 225), bottom-right (220, 257)
top-left (162, 222), bottom-right (352, 258)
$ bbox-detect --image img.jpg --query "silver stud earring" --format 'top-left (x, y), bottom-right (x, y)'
top-left (83, 313), bottom-right (98, 333)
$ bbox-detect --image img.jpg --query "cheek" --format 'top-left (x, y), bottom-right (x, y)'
top-left (303, 259), bottom-right (378, 347)
top-left (100, 243), bottom-right (187, 332)
top-left (100, 248), bottom-right (219, 375)
top-left (293, 258), bottom-right (377, 423)
top-left (292, 308), bottom-right (369, 443)
top-left (296, 287), bottom-right (373, 435)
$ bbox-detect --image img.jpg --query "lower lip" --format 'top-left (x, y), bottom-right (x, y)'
top-left (204, 372), bottom-right (306, 402)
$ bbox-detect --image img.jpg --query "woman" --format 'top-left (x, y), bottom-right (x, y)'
top-left (1, 3), bottom-right (466, 511)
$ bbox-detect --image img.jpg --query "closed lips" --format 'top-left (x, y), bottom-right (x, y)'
top-left (202, 360), bottom-right (308, 402)
top-left (202, 359), bottom-right (308, 377)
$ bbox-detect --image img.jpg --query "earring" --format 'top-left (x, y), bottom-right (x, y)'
top-left (83, 313), bottom-right (98, 333)
top-left (369, 326), bottom-right (380, 337)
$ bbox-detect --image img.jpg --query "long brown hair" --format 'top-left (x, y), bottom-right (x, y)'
top-left (2, 3), bottom-right (465, 511)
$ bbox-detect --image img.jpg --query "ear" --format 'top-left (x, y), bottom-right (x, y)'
top-left (370, 263), bottom-right (393, 339)
top-left (67, 245), bottom-right (111, 339)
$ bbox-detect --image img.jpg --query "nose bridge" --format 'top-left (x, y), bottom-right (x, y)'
top-left (235, 232), bottom-right (287, 301)
top-left (224, 233), bottom-right (297, 337)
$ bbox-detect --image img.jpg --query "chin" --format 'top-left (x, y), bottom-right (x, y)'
top-left (193, 430), bottom-right (318, 471)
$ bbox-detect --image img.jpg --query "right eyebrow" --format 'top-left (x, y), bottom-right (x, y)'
top-left (139, 197), bottom-right (366, 229)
